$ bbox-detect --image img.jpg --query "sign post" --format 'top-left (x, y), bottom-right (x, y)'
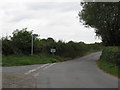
top-left (31, 34), bottom-right (39, 55)
top-left (50, 48), bottom-right (56, 55)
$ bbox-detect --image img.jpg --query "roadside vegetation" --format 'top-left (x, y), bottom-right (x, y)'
top-left (97, 60), bottom-right (119, 78)
top-left (97, 47), bottom-right (120, 78)
top-left (2, 54), bottom-right (63, 66)
top-left (2, 28), bottom-right (102, 66)
top-left (79, 2), bottom-right (120, 78)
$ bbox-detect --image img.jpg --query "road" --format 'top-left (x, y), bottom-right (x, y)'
top-left (2, 52), bottom-right (118, 88)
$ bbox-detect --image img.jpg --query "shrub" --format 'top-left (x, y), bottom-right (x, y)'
top-left (100, 46), bottom-right (120, 66)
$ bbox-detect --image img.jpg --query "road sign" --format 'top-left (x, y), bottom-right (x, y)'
top-left (50, 49), bottom-right (56, 53)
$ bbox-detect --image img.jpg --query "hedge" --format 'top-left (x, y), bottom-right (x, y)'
top-left (100, 46), bottom-right (120, 66)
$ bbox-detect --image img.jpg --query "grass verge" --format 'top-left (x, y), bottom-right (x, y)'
top-left (97, 60), bottom-right (120, 78)
top-left (2, 51), bottom-right (101, 67)
top-left (2, 54), bottom-right (64, 66)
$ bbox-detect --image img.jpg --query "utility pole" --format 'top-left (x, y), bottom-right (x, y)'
top-left (31, 34), bottom-right (38, 55)
top-left (31, 34), bottom-right (33, 55)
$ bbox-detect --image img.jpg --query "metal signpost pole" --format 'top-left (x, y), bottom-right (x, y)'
top-left (31, 34), bottom-right (39, 55)
top-left (31, 35), bottom-right (33, 55)
top-left (52, 52), bottom-right (54, 55)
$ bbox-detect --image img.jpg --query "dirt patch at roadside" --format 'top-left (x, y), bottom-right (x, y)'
top-left (2, 72), bottom-right (36, 88)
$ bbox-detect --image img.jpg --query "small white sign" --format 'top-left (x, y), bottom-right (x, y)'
top-left (50, 49), bottom-right (56, 53)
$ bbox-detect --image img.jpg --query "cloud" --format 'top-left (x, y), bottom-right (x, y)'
top-left (0, 0), bottom-right (101, 43)
top-left (26, 2), bottom-right (81, 12)
top-left (1, 0), bottom-right (81, 3)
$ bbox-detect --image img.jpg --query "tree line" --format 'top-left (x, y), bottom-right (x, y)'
top-left (79, 2), bottom-right (120, 46)
top-left (79, 2), bottom-right (120, 75)
top-left (2, 28), bottom-right (102, 58)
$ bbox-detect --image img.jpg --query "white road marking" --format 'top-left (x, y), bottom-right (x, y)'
top-left (25, 64), bottom-right (49, 75)
top-left (43, 63), bottom-right (56, 70)
top-left (34, 73), bottom-right (40, 77)
top-left (25, 63), bottom-right (56, 75)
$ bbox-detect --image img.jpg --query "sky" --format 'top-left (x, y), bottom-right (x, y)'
top-left (0, 0), bottom-right (101, 43)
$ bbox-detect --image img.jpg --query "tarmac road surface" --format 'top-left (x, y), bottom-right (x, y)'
top-left (2, 52), bottom-right (118, 88)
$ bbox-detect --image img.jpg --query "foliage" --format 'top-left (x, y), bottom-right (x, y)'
top-left (2, 54), bottom-right (62, 66)
top-left (2, 29), bottom-right (103, 58)
top-left (79, 2), bottom-right (120, 46)
top-left (97, 60), bottom-right (120, 78)
top-left (11, 28), bottom-right (33, 55)
top-left (100, 46), bottom-right (120, 66)
top-left (2, 37), bottom-right (16, 55)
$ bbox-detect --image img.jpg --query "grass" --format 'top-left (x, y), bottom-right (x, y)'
top-left (2, 50), bottom-right (101, 67)
top-left (2, 54), bottom-right (63, 66)
top-left (97, 60), bottom-right (120, 78)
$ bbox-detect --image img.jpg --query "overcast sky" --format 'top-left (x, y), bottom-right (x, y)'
top-left (0, 0), bottom-right (101, 43)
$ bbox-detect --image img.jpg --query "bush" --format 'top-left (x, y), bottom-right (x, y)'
top-left (2, 29), bottom-right (103, 58)
top-left (100, 46), bottom-right (120, 66)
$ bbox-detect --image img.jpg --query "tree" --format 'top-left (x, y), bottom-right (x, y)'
top-left (79, 2), bottom-right (120, 46)
top-left (2, 37), bottom-right (14, 55)
top-left (47, 37), bottom-right (55, 43)
top-left (11, 28), bottom-right (33, 55)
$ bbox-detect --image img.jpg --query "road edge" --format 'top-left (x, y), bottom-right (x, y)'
top-left (96, 60), bottom-right (119, 79)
